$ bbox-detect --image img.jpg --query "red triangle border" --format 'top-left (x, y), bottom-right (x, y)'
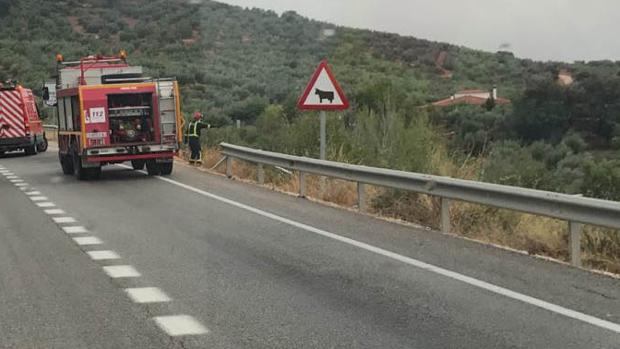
top-left (297, 60), bottom-right (349, 111)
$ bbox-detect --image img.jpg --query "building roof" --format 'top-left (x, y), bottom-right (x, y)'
top-left (455, 89), bottom-right (487, 94)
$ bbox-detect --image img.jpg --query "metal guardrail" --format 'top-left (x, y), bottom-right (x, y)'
top-left (220, 142), bottom-right (620, 267)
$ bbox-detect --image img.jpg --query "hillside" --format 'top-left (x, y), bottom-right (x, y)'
top-left (1, 0), bottom-right (618, 184)
top-left (0, 1), bottom-right (616, 103)
top-left (1, 0), bottom-right (619, 272)
top-left (1, 0), bottom-right (618, 176)
top-left (0, 1), bottom-right (592, 110)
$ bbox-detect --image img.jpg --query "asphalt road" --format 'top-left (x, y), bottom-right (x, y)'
top-left (0, 148), bottom-right (619, 348)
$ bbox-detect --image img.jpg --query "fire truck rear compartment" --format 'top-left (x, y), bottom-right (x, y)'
top-left (107, 92), bottom-right (156, 145)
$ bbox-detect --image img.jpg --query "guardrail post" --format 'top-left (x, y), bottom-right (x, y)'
top-left (298, 171), bottom-right (306, 198)
top-left (569, 221), bottom-right (583, 267)
top-left (226, 157), bottom-right (232, 178)
top-left (257, 164), bottom-right (264, 185)
top-left (440, 198), bottom-right (451, 234)
top-left (357, 182), bottom-right (366, 212)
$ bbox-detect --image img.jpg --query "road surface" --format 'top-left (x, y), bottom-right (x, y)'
top-left (0, 149), bottom-right (619, 348)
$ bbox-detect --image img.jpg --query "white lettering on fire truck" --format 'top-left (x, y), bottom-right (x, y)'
top-left (86, 132), bottom-right (107, 139)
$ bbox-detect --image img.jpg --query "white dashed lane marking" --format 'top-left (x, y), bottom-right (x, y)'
top-left (53, 217), bottom-right (77, 224)
top-left (36, 202), bottom-right (56, 208)
top-left (125, 287), bottom-right (171, 304)
top-left (103, 265), bottom-right (141, 278)
top-left (73, 236), bottom-right (103, 246)
top-left (6, 166), bottom-right (209, 338)
top-left (63, 226), bottom-right (88, 234)
top-left (154, 315), bottom-right (208, 336)
top-left (87, 250), bottom-right (121, 261)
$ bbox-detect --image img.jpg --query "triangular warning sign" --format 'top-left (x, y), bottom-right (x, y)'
top-left (297, 60), bottom-right (349, 110)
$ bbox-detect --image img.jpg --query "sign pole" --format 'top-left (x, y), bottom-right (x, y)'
top-left (297, 59), bottom-right (349, 161)
top-left (320, 111), bottom-right (326, 160)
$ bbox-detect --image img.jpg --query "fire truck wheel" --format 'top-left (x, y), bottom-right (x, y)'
top-left (131, 160), bottom-right (146, 170)
top-left (25, 145), bottom-right (37, 156)
top-left (146, 160), bottom-right (160, 176)
top-left (37, 137), bottom-right (48, 153)
top-left (60, 154), bottom-right (74, 175)
top-left (159, 162), bottom-right (173, 176)
top-left (73, 152), bottom-right (89, 180)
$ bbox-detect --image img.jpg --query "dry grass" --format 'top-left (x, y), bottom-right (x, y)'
top-left (185, 147), bottom-right (620, 274)
top-left (451, 204), bottom-right (569, 259)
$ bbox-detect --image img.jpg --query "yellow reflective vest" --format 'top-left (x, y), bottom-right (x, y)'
top-left (186, 121), bottom-right (204, 138)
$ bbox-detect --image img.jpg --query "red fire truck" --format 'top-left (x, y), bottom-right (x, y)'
top-left (48, 52), bottom-right (183, 179)
top-left (0, 81), bottom-right (48, 156)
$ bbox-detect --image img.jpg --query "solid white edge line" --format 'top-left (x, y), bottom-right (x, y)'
top-left (122, 164), bottom-right (620, 334)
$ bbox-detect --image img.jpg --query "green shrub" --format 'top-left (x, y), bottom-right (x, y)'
top-left (581, 160), bottom-right (620, 201)
top-left (482, 141), bottom-right (550, 189)
top-left (562, 132), bottom-right (587, 153)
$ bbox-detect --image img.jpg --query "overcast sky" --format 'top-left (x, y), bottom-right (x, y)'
top-left (217, 0), bottom-right (620, 62)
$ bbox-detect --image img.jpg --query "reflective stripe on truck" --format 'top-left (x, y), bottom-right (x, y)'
top-left (0, 90), bottom-right (26, 138)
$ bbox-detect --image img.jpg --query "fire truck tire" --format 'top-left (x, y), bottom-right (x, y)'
top-left (146, 160), bottom-right (160, 176)
top-left (72, 152), bottom-right (90, 180)
top-left (37, 136), bottom-right (48, 153)
top-left (25, 145), bottom-right (37, 156)
top-left (60, 154), bottom-right (74, 175)
top-left (131, 160), bottom-right (146, 170)
top-left (159, 162), bottom-right (173, 176)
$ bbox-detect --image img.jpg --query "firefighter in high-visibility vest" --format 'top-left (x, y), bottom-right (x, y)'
top-left (185, 111), bottom-right (210, 164)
